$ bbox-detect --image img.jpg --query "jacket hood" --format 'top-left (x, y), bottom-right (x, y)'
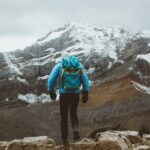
top-left (61, 56), bottom-right (81, 70)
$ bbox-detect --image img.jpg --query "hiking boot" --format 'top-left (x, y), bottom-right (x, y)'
top-left (73, 131), bottom-right (80, 141)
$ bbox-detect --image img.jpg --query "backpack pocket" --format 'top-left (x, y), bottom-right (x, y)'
top-left (62, 70), bottom-right (81, 91)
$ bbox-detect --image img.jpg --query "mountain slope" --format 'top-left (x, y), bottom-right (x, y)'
top-left (0, 22), bottom-right (150, 104)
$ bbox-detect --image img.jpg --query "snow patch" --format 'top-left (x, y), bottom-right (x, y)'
top-left (18, 93), bottom-right (51, 104)
top-left (137, 53), bottom-right (150, 63)
top-left (8, 76), bottom-right (16, 81)
top-left (37, 75), bottom-right (49, 80)
top-left (87, 67), bottom-right (95, 75)
top-left (3, 53), bottom-right (22, 75)
top-left (37, 28), bottom-right (69, 44)
top-left (132, 81), bottom-right (150, 95)
top-left (23, 136), bottom-right (49, 143)
top-left (5, 98), bottom-right (9, 102)
top-left (136, 30), bottom-right (150, 38)
top-left (107, 62), bottom-right (112, 69)
top-left (22, 54), bottom-right (53, 67)
top-left (104, 130), bottom-right (139, 136)
top-left (128, 66), bottom-right (133, 71)
top-left (18, 92), bottom-right (60, 104)
top-left (17, 77), bottom-right (28, 84)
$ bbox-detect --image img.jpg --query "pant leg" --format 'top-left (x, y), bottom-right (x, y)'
top-left (60, 94), bottom-right (69, 140)
top-left (69, 93), bottom-right (80, 131)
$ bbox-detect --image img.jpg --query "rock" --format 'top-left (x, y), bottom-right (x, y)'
top-left (97, 140), bottom-right (122, 150)
top-left (6, 136), bottom-right (55, 150)
top-left (74, 138), bottom-right (96, 150)
top-left (143, 134), bottom-right (150, 146)
top-left (7, 139), bottom-right (23, 150)
top-left (132, 144), bottom-right (150, 150)
top-left (22, 136), bottom-right (55, 150)
top-left (0, 141), bottom-right (9, 150)
top-left (97, 131), bottom-right (130, 150)
top-left (1, 132), bottom-right (150, 150)
top-left (127, 135), bottom-right (142, 144)
top-left (56, 138), bottom-right (96, 150)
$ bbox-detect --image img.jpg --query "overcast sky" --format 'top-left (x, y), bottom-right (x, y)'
top-left (0, 0), bottom-right (150, 52)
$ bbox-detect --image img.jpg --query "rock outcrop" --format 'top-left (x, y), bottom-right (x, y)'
top-left (0, 131), bottom-right (150, 150)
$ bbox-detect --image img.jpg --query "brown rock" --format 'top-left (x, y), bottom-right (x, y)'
top-left (0, 141), bottom-right (9, 150)
top-left (22, 136), bottom-right (55, 150)
top-left (143, 134), bottom-right (150, 146)
top-left (56, 138), bottom-right (96, 150)
top-left (98, 131), bottom-right (129, 150)
top-left (127, 135), bottom-right (142, 144)
top-left (97, 140), bottom-right (122, 150)
top-left (7, 139), bottom-right (23, 150)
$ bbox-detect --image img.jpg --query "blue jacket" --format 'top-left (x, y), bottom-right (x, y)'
top-left (47, 63), bottom-right (89, 94)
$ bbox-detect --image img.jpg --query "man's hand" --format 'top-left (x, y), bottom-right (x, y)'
top-left (49, 91), bottom-right (57, 101)
top-left (82, 91), bottom-right (88, 103)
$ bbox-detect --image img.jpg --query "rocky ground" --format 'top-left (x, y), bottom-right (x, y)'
top-left (0, 130), bottom-right (150, 150)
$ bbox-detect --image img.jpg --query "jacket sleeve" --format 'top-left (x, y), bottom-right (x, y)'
top-left (81, 68), bottom-right (90, 91)
top-left (47, 64), bottom-right (60, 92)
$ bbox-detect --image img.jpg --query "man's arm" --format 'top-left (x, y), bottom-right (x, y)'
top-left (81, 71), bottom-right (90, 92)
top-left (80, 64), bottom-right (90, 91)
top-left (47, 63), bottom-right (60, 92)
top-left (81, 68), bottom-right (90, 103)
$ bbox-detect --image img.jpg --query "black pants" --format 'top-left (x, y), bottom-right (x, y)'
top-left (60, 93), bottom-right (79, 140)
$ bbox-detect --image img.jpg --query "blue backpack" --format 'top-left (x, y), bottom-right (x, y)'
top-left (60, 56), bottom-right (83, 91)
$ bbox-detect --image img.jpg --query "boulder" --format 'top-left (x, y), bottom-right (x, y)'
top-left (0, 141), bottom-right (9, 150)
top-left (56, 138), bottom-right (96, 150)
top-left (132, 144), bottom-right (150, 150)
top-left (22, 136), bottom-right (55, 150)
top-left (143, 134), bottom-right (150, 146)
top-left (6, 136), bottom-right (55, 150)
top-left (7, 139), bottom-right (23, 150)
top-left (97, 131), bottom-right (130, 150)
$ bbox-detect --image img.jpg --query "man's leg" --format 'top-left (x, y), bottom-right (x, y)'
top-left (69, 93), bottom-right (80, 140)
top-left (60, 94), bottom-right (69, 144)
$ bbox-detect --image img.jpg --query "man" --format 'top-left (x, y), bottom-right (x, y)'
top-left (47, 55), bottom-right (89, 145)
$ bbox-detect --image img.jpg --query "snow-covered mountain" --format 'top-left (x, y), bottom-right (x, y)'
top-left (0, 22), bottom-right (150, 105)
top-left (36, 23), bottom-right (132, 62)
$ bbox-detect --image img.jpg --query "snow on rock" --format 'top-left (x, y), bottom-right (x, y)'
top-left (37, 28), bottom-right (70, 44)
top-left (37, 75), bottom-right (49, 80)
top-left (18, 93), bottom-right (51, 104)
top-left (17, 77), bottom-right (28, 84)
top-left (36, 22), bottom-right (132, 62)
top-left (137, 53), bottom-right (150, 64)
top-left (133, 145), bottom-right (150, 150)
top-left (8, 76), bottom-right (15, 81)
top-left (107, 62), bottom-right (113, 69)
top-left (67, 23), bottom-right (132, 61)
top-left (100, 130), bottom-right (139, 137)
top-left (136, 30), bottom-right (150, 38)
top-left (22, 54), bottom-right (53, 67)
top-left (132, 81), bottom-right (150, 95)
top-left (22, 136), bottom-right (49, 143)
top-left (3, 52), bottom-right (22, 75)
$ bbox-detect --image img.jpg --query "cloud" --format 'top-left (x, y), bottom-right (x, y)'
top-left (0, 0), bottom-right (150, 51)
